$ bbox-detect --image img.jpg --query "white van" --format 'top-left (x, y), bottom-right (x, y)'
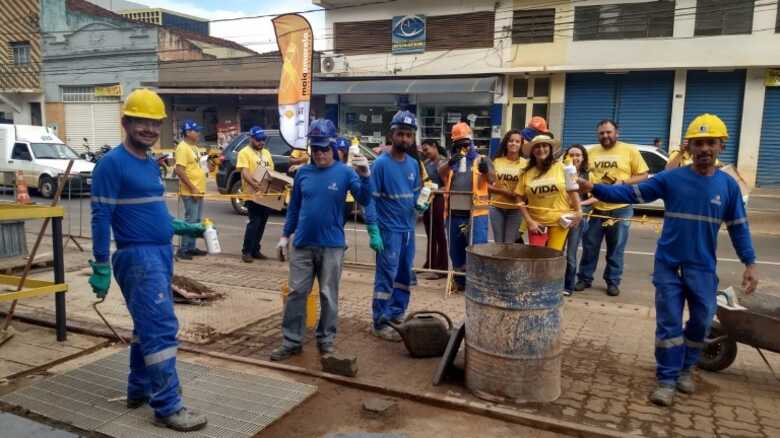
top-left (0, 124), bottom-right (95, 198)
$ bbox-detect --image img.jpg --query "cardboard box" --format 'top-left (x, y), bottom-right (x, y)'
top-left (246, 166), bottom-right (293, 211)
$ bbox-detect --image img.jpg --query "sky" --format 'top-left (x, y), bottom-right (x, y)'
top-left (134, 0), bottom-right (326, 53)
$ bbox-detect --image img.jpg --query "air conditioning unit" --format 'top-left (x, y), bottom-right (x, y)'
top-left (320, 55), bottom-right (346, 74)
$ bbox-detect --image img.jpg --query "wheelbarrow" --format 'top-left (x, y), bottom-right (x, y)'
top-left (698, 289), bottom-right (780, 375)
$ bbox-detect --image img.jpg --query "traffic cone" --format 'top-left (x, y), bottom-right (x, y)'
top-left (15, 171), bottom-right (31, 204)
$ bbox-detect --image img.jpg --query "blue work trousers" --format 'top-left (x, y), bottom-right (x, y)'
top-left (449, 213), bottom-right (489, 287)
top-left (652, 261), bottom-right (718, 385)
top-left (112, 244), bottom-right (182, 418)
top-left (282, 246), bottom-right (345, 348)
top-left (373, 229), bottom-right (415, 329)
top-left (564, 206), bottom-right (591, 292)
top-left (577, 205), bottom-right (633, 287)
top-left (179, 196), bottom-right (203, 255)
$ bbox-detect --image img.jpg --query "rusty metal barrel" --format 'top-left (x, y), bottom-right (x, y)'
top-left (464, 243), bottom-right (564, 403)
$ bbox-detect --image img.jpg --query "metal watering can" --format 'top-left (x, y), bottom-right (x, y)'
top-left (386, 311), bottom-right (454, 358)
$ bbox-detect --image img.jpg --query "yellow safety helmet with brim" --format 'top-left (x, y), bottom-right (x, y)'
top-left (122, 88), bottom-right (167, 120)
top-left (684, 113), bottom-right (728, 140)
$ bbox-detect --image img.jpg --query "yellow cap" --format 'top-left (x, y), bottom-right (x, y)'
top-left (684, 113), bottom-right (728, 140)
top-left (122, 88), bottom-right (167, 121)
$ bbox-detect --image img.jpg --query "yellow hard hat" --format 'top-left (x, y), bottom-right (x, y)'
top-left (684, 113), bottom-right (728, 140)
top-left (122, 88), bottom-right (167, 120)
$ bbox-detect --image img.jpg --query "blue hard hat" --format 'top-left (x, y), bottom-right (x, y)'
top-left (520, 127), bottom-right (538, 141)
top-left (249, 126), bottom-right (267, 141)
top-left (308, 119), bottom-right (337, 147)
top-left (181, 119), bottom-right (202, 135)
top-left (334, 137), bottom-right (350, 151)
top-left (390, 110), bottom-right (417, 131)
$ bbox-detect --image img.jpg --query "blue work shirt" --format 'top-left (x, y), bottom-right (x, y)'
top-left (364, 152), bottom-right (421, 232)
top-left (283, 162), bottom-right (372, 248)
top-left (91, 145), bottom-right (173, 263)
top-left (592, 166), bottom-right (755, 272)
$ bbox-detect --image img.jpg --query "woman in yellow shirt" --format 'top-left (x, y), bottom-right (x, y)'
top-left (515, 134), bottom-right (581, 251)
top-left (489, 129), bottom-right (527, 243)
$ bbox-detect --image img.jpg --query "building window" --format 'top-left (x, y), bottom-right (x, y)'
top-left (509, 77), bottom-right (551, 131)
top-left (695, 0), bottom-right (755, 36)
top-left (512, 9), bottom-right (555, 44)
top-left (574, 1), bottom-right (675, 41)
top-left (61, 86), bottom-right (121, 103)
top-left (10, 42), bottom-right (31, 65)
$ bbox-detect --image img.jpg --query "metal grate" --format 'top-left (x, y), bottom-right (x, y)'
top-left (0, 350), bottom-right (317, 438)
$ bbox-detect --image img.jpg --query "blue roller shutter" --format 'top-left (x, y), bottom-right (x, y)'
top-left (757, 87), bottom-right (780, 187)
top-left (616, 71), bottom-right (674, 146)
top-left (683, 70), bottom-right (745, 165)
top-left (563, 72), bottom-right (673, 148)
top-left (562, 73), bottom-right (618, 147)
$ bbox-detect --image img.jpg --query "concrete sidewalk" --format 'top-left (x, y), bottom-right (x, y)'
top-left (7, 254), bottom-right (778, 438)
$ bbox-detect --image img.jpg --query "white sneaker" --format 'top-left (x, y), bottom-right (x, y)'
top-left (372, 326), bottom-right (402, 342)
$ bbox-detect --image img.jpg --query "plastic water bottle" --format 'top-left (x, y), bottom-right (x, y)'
top-left (458, 156), bottom-right (467, 173)
top-left (563, 160), bottom-right (579, 191)
top-left (202, 218), bottom-right (221, 255)
top-left (417, 183), bottom-right (437, 208)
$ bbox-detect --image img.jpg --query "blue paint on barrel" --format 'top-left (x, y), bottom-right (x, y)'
top-left (464, 243), bottom-right (564, 404)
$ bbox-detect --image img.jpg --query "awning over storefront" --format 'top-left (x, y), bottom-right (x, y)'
top-left (313, 76), bottom-right (498, 95)
top-left (155, 88), bottom-right (277, 95)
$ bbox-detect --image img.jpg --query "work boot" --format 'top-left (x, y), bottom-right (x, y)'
top-left (677, 369), bottom-right (696, 394)
top-left (607, 284), bottom-right (621, 296)
top-left (270, 345), bottom-right (302, 361)
top-left (126, 396), bottom-right (149, 409)
top-left (372, 326), bottom-right (401, 342)
top-left (317, 343), bottom-right (334, 354)
top-left (574, 280), bottom-right (590, 291)
top-left (177, 251), bottom-right (193, 261)
top-left (241, 254), bottom-right (253, 263)
top-left (649, 384), bottom-right (676, 407)
top-left (189, 248), bottom-right (208, 257)
top-left (252, 252), bottom-right (268, 260)
top-left (153, 407), bottom-right (207, 432)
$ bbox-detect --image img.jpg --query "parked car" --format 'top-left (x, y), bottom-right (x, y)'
top-left (0, 124), bottom-right (95, 198)
top-left (584, 144), bottom-right (668, 210)
top-left (216, 131), bottom-right (292, 215)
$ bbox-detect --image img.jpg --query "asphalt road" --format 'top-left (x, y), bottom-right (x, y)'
top-left (4, 187), bottom-right (779, 309)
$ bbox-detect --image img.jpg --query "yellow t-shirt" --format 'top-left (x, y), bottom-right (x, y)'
top-left (174, 141), bottom-right (206, 195)
top-left (236, 145), bottom-right (274, 193)
top-left (588, 142), bottom-right (649, 211)
top-left (491, 156), bottom-right (527, 209)
top-left (515, 161), bottom-right (571, 226)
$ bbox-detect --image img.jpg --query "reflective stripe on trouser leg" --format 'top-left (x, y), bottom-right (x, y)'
top-left (373, 228), bottom-right (401, 328)
top-left (314, 247), bottom-right (345, 346)
top-left (681, 266), bottom-right (719, 371)
top-left (388, 231), bottom-right (415, 321)
top-left (652, 260), bottom-right (687, 385)
top-left (281, 246), bottom-right (317, 348)
top-left (449, 215), bottom-right (469, 287)
top-left (113, 244), bottom-right (182, 418)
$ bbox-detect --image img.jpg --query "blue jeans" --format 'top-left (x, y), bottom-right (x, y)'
top-left (373, 229), bottom-right (415, 329)
top-left (652, 261), bottom-right (718, 385)
top-left (112, 244), bottom-right (182, 418)
top-left (577, 205), bottom-right (633, 287)
top-left (179, 196), bottom-right (203, 254)
top-left (489, 206), bottom-right (522, 244)
top-left (449, 213), bottom-right (489, 287)
top-left (281, 246), bottom-right (345, 348)
top-left (564, 206), bottom-right (591, 291)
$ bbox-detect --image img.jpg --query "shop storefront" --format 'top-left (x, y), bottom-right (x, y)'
top-left (316, 76), bottom-right (499, 151)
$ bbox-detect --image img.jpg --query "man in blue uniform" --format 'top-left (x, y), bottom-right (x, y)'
top-left (89, 89), bottom-right (208, 431)
top-left (269, 119), bottom-right (373, 360)
top-left (578, 113), bottom-right (758, 407)
top-left (365, 110), bottom-right (426, 341)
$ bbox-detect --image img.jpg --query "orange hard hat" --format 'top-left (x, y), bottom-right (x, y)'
top-left (451, 122), bottom-right (473, 141)
top-left (528, 116), bottom-right (549, 133)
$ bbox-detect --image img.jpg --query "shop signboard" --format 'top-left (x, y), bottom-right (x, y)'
top-left (392, 15), bottom-right (426, 54)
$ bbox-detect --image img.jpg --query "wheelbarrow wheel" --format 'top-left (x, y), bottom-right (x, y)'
top-left (697, 323), bottom-right (738, 372)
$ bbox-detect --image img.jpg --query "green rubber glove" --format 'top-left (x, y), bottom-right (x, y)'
top-left (367, 224), bottom-right (384, 253)
top-left (172, 219), bottom-right (206, 237)
top-left (89, 260), bottom-right (111, 299)
top-left (415, 203), bottom-right (429, 214)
